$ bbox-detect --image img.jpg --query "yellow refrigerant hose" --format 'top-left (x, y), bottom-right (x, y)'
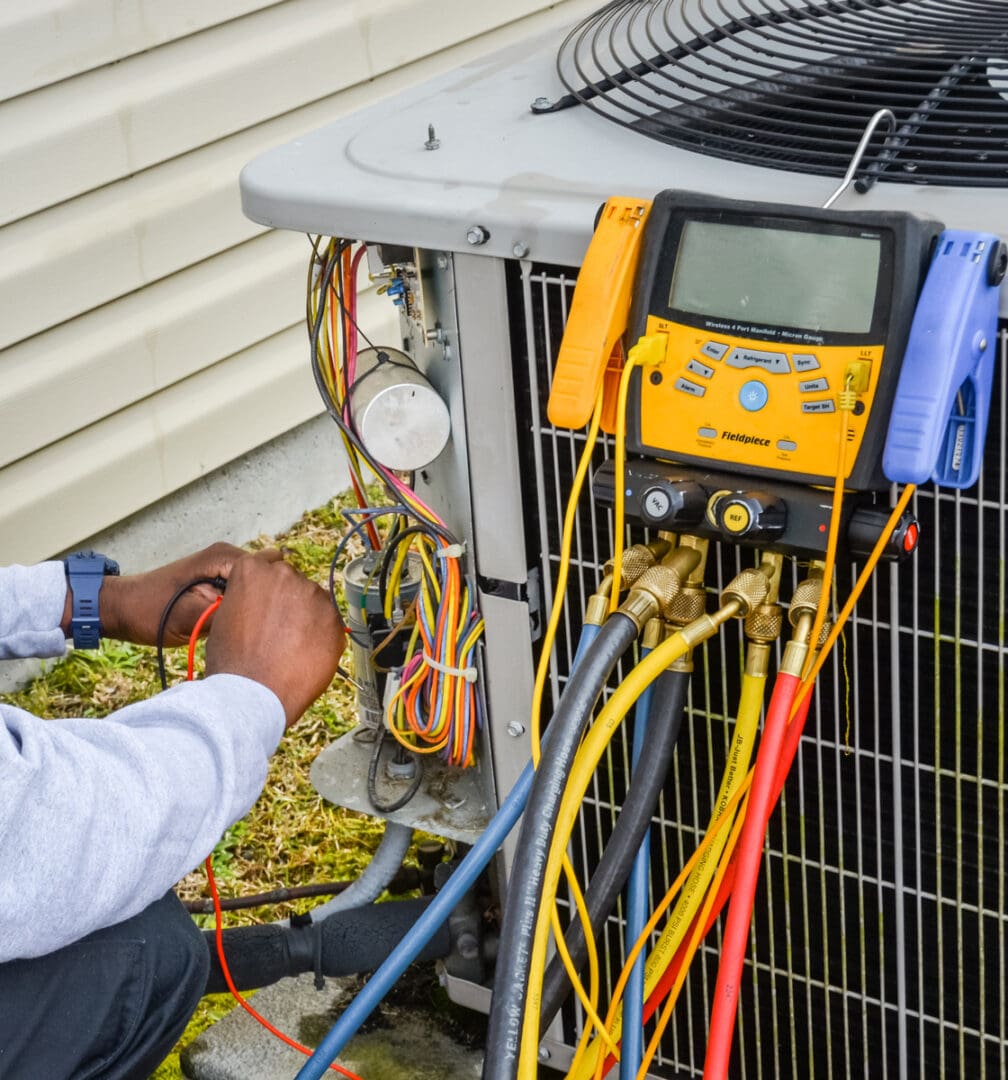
top-left (517, 628), bottom-right (692, 1076)
top-left (565, 665), bottom-right (767, 1078)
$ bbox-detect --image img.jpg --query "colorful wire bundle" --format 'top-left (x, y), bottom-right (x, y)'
top-left (307, 237), bottom-right (485, 770)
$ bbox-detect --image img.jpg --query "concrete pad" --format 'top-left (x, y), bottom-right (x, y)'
top-left (182, 971), bottom-right (485, 1080)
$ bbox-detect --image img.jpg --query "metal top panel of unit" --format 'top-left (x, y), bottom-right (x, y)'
top-left (240, 10), bottom-right (1008, 279)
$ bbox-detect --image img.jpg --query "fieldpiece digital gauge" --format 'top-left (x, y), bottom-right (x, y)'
top-left (624, 190), bottom-right (941, 490)
top-left (549, 190), bottom-right (1003, 555)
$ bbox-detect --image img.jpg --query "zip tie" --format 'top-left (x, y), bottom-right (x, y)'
top-left (422, 652), bottom-right (479, 682)
top-left (437, 542), bottom-right (466, 559)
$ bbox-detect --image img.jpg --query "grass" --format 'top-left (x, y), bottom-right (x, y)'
top-left (2, 491), bottom-right (424, 1080)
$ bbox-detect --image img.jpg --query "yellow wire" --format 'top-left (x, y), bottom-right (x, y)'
top-left (566, 666), bottom-right (765, 1079)
top-left (804, 386), bottom-right (852, 679)
top-left (608, 351), bottom-right (648, 616)
top-left (518, 631), bottom-right (692, 1077)
top-left (518, 390), bottom-right (610, 1062)
top-left (530, 391), bottom-right (605, 757)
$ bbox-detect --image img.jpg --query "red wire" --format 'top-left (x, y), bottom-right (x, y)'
top-left (185, 601), bottom-right (364, 1080)
top-left (703, 671), bottom-right (803, 1080)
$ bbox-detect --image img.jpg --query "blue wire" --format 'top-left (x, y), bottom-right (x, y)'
top-left (622, 646), bottom-right (653, 1080)
top-left (295, 622), bottom-right (598, 1078)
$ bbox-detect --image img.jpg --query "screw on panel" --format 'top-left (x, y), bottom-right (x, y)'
top-left (466, 225), bottom-right (490, 246)
top-left (425, 124), bottom-right (440, 150)
top-left (512, 241), bottom-right (530, 258)
top-left (506, 721), bottom-right (526, 737)
top-left (436, 254), bottom-right (449, 270)
top-left (538, 1046), bottom-right (551, 1061)
top-left (530, 96), bottom-right (553, 113)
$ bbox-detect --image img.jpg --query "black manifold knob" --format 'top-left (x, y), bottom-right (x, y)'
top-left (846, 507), bottom-right (920, 561)
top-left (637, 481), bottom-right (706, 528)
top-left (711, 491), bottom-right (787, 541)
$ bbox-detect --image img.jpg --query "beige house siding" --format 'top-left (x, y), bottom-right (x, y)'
top-left (0, 0), bottom-right (590, 565)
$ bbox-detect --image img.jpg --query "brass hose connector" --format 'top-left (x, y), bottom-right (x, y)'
top-left (781, 610), bottom-right (815, 676)
top-left (603, 542), bottom-right (668, 594)
top-left (586, 541), bottom-right (673, 626)
top-left (719, 566), bottom-right (771, 618)
top-left (668, 585), bottom-right (707, 627)
top-left (619, 564), bottom-right (683, 630)
top-left (743, 551), bottom-right (784, 649)
top-left (641, 617), bottom-right (664, 652)
top-left (744, 603), bottom-right (785, 645)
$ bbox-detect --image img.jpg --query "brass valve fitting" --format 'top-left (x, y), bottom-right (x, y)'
top-left (788, 576), bottom-right (824, 628)
top-left (641, 617), bottom-right (664, 652)
top-left (744, 602), bottom-right (785, 645)
top-left (719, 567), bottom-right (771, 618)
top-left (668, 585), bottom-right (707, 627)
top-left (620, 564), bottom-right (683, 630)
top-left (603, 543), bottom-right (665, 594)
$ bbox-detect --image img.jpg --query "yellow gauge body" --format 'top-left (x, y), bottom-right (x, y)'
top-left (636, 316), bottom-right (884, 482)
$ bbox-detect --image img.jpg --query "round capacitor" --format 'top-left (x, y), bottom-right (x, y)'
top-left (348, 346), bottom-right (451, 471)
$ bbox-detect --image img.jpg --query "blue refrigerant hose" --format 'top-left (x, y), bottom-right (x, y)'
top-left (621, 648), bottom-right (653, 1080)
top-left (295, 621), bottom-right (603, 1079)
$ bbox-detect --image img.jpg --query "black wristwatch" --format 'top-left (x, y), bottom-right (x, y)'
top-left (64, 551), bottom-right (120, 649)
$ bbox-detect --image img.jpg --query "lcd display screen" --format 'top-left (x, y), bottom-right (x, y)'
top-left (669, 220), bottom-right (882, 334)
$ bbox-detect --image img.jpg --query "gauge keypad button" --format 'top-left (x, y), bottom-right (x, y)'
top-left (675, 377), bottom-right (706, 397)
top-left (726, 347), bottom-right (790, 374)
top-left (792, 353), bottom-right (821, 372)
top-left (686, 359), bottom-right (715, 379)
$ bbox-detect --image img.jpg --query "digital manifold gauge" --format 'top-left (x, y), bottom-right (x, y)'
top-left (626, 190), bottom-right (943, 489)
top-left (550, 189), bottom-right (1004, 555)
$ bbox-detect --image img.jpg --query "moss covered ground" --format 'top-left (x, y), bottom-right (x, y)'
top-left (1, 494), bottom-right (418, 1079)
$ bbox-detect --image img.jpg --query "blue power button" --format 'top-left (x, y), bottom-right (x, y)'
top-left (739, 380), bottom-right (769, 412)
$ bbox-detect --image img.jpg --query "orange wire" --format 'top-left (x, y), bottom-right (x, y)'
top-left (185, 601), bottom-right (364, 1080)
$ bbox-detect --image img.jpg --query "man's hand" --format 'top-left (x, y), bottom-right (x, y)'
top-left (63, 543), bottom-right (245, 647)
top-left (204, 550), bottom-right (346, 727)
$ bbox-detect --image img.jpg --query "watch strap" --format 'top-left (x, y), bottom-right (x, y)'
top-left (64, 551), bottom-right (120, 649)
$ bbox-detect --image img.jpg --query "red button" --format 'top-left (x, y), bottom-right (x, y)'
top-left (903, 522), bottom-right (919, 553)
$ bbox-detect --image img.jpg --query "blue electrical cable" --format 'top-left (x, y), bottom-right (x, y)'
top-left (296, 622), bottom-right (600, 1078)
top-left (621, 646), bottom-right (652, 1080)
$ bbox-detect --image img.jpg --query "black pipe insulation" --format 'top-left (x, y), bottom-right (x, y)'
top-left (483, 612), bottom-right (640, 1080)
top-left (537, 667), bottom-right (689, 1034)
top-left (203, 896), bottom-right (450, 994)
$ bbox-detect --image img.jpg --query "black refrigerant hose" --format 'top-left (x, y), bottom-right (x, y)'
top-left (483, 612), bottom-right (640, 1080)
top-left (536, 666), bottom-right (690, 1035)
top-left (203, 896), bottom-right (449, 994)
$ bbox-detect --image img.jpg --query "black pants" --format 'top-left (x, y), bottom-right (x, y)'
top-left (0, 891), bottom-right (208, 1080)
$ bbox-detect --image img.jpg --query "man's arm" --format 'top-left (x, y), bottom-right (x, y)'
top-left (0, 548), bottom-right (344, 961)
top-left (0, 675), bottom-right (284, 961)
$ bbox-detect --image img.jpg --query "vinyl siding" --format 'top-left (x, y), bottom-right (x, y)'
top-left (0, 0), bottom-right (591, 564)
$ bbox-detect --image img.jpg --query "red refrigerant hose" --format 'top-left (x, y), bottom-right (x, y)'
top-left (703, 670), bottom-right (803, 1080)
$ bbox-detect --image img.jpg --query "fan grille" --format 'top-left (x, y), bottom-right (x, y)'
top-left (552, 0), bottom-right (1008, 186)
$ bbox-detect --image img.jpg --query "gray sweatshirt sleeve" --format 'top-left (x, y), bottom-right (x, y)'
top-left (0, 675), bottom-right (285, 961)
top-left (0, 562), bottom-right (69, 660)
